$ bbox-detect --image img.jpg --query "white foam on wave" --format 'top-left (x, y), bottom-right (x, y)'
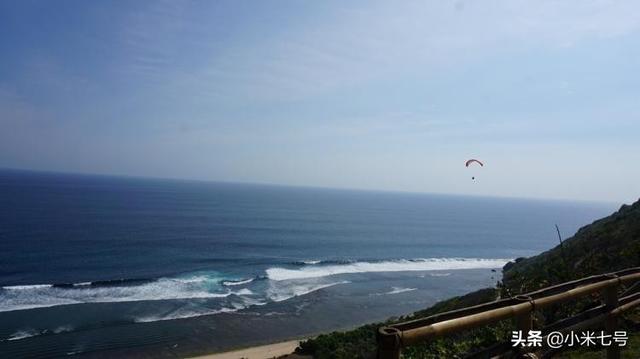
top-left (134, 307), bottom-right (237, 323)
top-left (53, 325), bottom-right (74, 334)
top-left (2, 284), bottom-right (52, 290)
top-left (3, 329), bottom-right (40, 341)
top-left (371, 287), bottom-right (418, 296)
top-left (0, 278), bottom-right (254, 313)
top-left (133, 291), bottom-right (264, 323)
top-left (302, 260), bottom-right (321, 265)
top-left (172, 276), bottom-right (211, 284)
top-left (267, 280), bottom-right (350, 302)
top-left (233, 288), bottom-right (253, 295)
top-left (266, 258), bottom-right (510, 281)
top-left (386, 287), bottom-right (417, 295)
top-left (1, 325), bottom-right (77, 341)
top-left (429, 272), bottom-right (452, 277)
top-left (222, 278), bottom-right (254, 286)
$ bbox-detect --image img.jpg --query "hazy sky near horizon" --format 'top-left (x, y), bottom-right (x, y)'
top-left (1, 1), bottom-right (639, 203)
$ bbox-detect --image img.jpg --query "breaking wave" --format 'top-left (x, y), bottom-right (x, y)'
top-left (267, 280), bottom-right (350, 302)
top-left (429, 272), bottom-right (452, 277)
top-left (1, 325), bottom-right (74, 342)
top-left (0, 274), bottom-right (252, 313)
top-left (134, 307), bottom-right (238, 323)
top-left (3, 329), bottom-right (40, 342)
top-left (133, 280), bottom-right (345, 323)
top-left (221, 278), bottom-right (255, 286)
top-left (386, 287), bottom-right (417, 295)
top-left (0, 257), bottom-right (508, 323)
top-left (371, 287), bottom-right (417, 296)
top-left (266, 258), bottom-right (510, 281)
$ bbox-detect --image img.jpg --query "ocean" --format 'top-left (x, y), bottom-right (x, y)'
top-left (0, 169), bottom-right (617, 358)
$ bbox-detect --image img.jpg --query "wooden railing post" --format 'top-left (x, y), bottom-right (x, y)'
top-left (514, 295), bottom-right (534, 332)
top-left (604, 275), bottom-right (620, 359)
top-left (514, 295), bottom-right (534, 357)
top-left (377, 327), bottom-right (401, 359)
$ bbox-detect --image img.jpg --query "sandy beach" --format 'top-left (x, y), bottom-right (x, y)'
top-left (191, 340), bottom-right (305, 359)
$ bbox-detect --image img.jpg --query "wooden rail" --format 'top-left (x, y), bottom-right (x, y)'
top-left (377, 267), bottom-right (640, 359)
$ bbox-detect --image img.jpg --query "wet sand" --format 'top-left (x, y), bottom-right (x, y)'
top-left (190, 339), bottom-right (303, 359)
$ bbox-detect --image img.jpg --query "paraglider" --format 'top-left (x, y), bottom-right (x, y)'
top-left (465, 159), bottom-right (483, 180)
top-left (465, 159), bottom-right (484, 168)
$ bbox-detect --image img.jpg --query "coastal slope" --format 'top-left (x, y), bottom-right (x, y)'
top-left (295, 198), bottom-right (640, 358)
top-left (503, 198), bottom-right (640, 293)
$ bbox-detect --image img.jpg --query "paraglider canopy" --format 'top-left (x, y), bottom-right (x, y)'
top-left (465, 159), bottom-right (484, 167)
top-left (466, 159), bottom-right (483, 180)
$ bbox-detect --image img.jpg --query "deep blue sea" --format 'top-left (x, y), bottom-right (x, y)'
top-left (0, 170), bottom-right (618, 357)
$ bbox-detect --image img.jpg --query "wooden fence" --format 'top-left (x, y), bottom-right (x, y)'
top-left (377, 267), bottom-right (640, 359)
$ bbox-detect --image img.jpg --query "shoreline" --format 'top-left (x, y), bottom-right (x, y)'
top-left (190, 339), bottom-right (304, 359)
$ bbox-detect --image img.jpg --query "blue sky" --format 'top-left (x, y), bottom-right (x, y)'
top-left (1, 0), bottom-right (639, 203)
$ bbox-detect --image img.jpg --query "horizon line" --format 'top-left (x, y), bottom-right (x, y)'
top-left (0, 166), bottom-right (624, 206)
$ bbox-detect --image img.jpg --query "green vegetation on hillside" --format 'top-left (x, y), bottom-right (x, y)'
top-left (503, 199), bottom-right (640, 293)
top-left (296, 288), bottom-right (507, 359)
top-left (296, 198), bottom-right (640, 358)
